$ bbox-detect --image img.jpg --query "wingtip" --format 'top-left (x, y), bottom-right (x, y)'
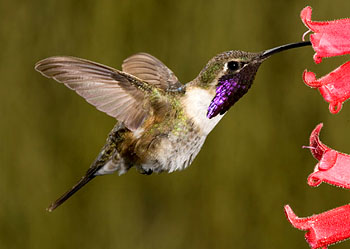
top-left (34, 57), bottom-right (52, 74)
top-left (34, 56), bottom-right (72, 72)
top-left (34, 59), bottom-right (43, 72)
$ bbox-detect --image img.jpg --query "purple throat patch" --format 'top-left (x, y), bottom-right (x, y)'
top-left (207, 76), bottom-right (249, 119)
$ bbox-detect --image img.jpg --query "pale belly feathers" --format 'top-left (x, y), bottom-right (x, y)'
top-left (141, 87), bottom-right (225, 173)
top-left (97, 87), bottom-right (225, 175)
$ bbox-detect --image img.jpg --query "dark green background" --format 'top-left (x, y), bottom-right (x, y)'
top-left (1, 0), bottom-right (350, 248)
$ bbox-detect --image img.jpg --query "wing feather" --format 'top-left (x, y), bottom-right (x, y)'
top-left (35, 56), bottom-right (157, 131)
top-left (122, 53), bottom-right (183, 91)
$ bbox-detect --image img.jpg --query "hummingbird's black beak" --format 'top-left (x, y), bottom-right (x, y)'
top-left (258, 41), bottom-right (312, 60)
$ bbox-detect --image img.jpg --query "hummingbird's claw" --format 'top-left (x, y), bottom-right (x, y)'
top-left (141, 168), bottom-right (153, 175)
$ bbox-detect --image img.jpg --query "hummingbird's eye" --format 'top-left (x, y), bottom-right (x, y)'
top-left (226, 61), bottom-right (239, 71)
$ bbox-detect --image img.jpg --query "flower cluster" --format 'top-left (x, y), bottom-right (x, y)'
top-left (284, 7), bottom-right (350, 249)
top-left (301, 6), bottom-right (350, 114)
top-left (285, 124), bottom-right (350, 249)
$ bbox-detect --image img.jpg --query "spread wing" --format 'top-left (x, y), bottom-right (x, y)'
top-left (35, 56), bottom-right (159, 131)
top-left (122, 53), bottom-right (183, 91)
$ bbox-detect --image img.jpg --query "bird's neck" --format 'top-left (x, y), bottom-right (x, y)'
top-left (181, 85), bottom-right (225, 135)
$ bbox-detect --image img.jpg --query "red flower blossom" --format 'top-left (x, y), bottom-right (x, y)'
top-left (303, 61), bottom-right (350, 114)
top-left (284, 204), bottom-right (350, 249)
top-left (284, 7), bottom-right (350, 249)
top-left (305, 123), bottom-right (350, 189)
top-left (301, 6), bottom-right (350, 114)
top-left (301, 6), bottom-right (350, 64)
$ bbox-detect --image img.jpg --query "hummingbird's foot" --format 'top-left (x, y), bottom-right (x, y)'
top-left (141, 168), bottom-right (153, 175)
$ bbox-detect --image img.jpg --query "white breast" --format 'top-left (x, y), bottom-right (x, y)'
top-left (182, 87), bottom-right (224, 135)
top-left (140, 87), bottom-right (226, 174)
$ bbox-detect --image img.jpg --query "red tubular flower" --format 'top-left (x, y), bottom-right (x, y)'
top-left (306, 123), bottom-right (350, 189)
top-left (301, 6), bottom-right (350, 64)
top-left (286, 9), bottom-right (350, 249)
top-left (303, 61), bottom-right (350, 114)
top-left (284, 204), bottom-right (350, 249)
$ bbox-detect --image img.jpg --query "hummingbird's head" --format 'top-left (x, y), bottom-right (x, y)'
top-left (198, 50), bottom-right (262, 118)
top-left (197, 41), bottom-right (311, 119)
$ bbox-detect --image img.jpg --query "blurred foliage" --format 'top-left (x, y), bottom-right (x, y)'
top-left (1, 0), bottom-right (350, 248)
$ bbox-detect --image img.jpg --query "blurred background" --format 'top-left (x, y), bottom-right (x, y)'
top-left (1, 0), bottom-right (350, 248)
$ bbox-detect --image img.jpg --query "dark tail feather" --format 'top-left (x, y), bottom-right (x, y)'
top-left (47, 173), bottom-right (96, 212)
top-left (47, 123), bottom-right (124, 212)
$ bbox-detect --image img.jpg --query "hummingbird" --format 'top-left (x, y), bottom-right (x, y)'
top-left (35, 41), bottom-right (311, 211)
